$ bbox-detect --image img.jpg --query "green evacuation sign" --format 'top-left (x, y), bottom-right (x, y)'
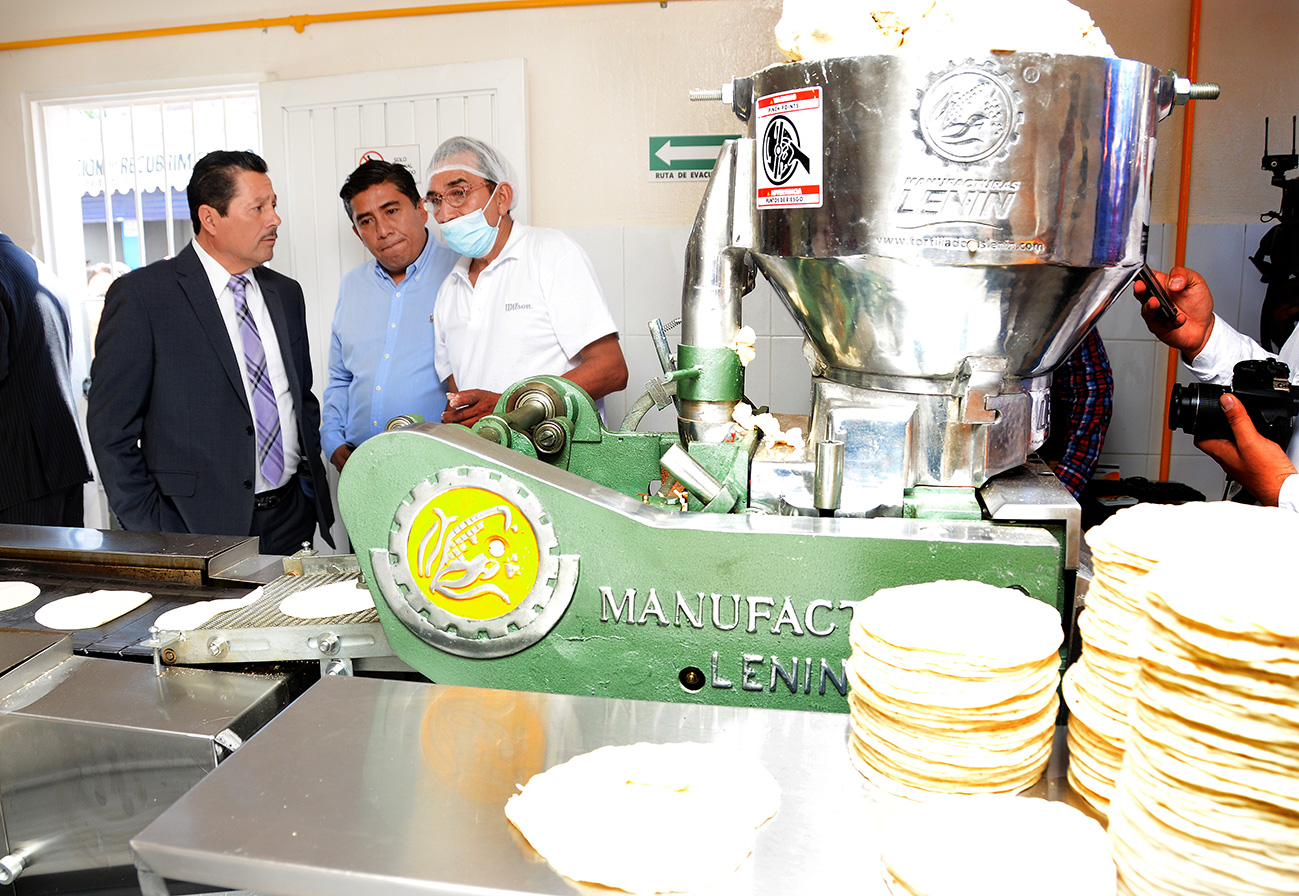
top-left (649, 135), bottom-right (740, 181)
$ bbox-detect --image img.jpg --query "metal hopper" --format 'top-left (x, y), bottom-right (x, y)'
top-left (681, 53), bottom-right (1214, 506)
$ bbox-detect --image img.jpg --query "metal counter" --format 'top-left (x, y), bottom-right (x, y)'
top-left (0, 631), bottom-right (293, 894)
top-left (132, 677), bottom-right (1091, 896)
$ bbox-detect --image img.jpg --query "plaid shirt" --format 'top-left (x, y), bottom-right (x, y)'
top-left (1040, 328), bottom-right (1114, 499)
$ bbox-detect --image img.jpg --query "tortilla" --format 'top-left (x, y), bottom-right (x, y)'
top-left (1067, 502), bottom-right (1299, 820)
top-left (1107, 549), bottom-right (1299, 896)
top-left (853, 580), bottom-right (1062, 665)
top-left (848, 580), bottom-right (1063, 799)
top-left (152, 587), bottom-right (264, 631)
top-left (278, 580), bottom-right (372, 619)
top-left (504, 741), bottom-right (779, 893)
top-left (34, 589), bottom-right (151, 630)
top-left (504, 737), bottom-right (769, 888)
top-left (0, 581), bottom-right (40, 613)
top-left (880, 795), bottom-right (1114, 896)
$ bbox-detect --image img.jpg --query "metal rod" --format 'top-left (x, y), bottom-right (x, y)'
top-left (1159, 0), bottom-right (1204, 481)
top-left (813, 440), bottom-right (845, 512)
top-left (0, 0), bottom-right (659, 52)
top-left (129, 103), bottom-right (148, 268)
top-left (160, 101), bottom-right (176, 258)
top-left (660, 444), bottom-right (723, 505)
top-left (97, 107), bottom-right (116, 271)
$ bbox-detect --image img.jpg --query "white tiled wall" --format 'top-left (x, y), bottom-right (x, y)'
top-left (566, 220), bottom-right (1276, 501)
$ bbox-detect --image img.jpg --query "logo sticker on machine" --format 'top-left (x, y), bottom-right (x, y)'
top-left (756, 87), bottom-right (823, 209)
top-left (371, 467), bottom-right (579, 659)
top-left (403, 486), bottom-right (541, 619)
top-left (916, 66), bottom-right (1018, 163)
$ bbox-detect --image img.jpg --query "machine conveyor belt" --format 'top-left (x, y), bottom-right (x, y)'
top-left (132, 677), bottom-right (1098, 896)
top-left (0, 560), bottom-right (249, 658)
top-left (0, 564), bottom-right (392, 665)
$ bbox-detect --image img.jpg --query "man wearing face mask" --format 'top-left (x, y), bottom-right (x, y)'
top-left (425, 136), bottom-right (628, 427)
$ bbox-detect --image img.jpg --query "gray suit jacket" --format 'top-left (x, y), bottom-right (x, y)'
top-left (87, 243), bottom-right (334, 545)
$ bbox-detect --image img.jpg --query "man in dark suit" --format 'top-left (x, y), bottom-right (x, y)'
top-left (0, 232), bottom-right (92, 526)
top-left (88, 150), bottom-right (334, 554)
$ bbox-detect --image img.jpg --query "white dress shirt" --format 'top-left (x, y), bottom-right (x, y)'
top-left (192, 240), bottom-right (300, 493)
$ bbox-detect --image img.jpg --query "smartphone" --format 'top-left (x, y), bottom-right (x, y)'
top-left (1136, 264), bottom-right (1181, 325)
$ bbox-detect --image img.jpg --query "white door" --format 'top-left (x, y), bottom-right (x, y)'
top-left (259, 60), bottom-right (527, 550)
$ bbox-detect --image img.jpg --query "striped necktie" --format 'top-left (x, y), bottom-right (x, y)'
top-left (230, 274), bottom-right (285, 486)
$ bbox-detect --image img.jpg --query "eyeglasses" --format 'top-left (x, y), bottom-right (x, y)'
top-left (424, 181), bottom-right (493, 212)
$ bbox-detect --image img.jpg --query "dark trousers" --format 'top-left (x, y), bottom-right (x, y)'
top-left (0, 483), bottom-right (85, 527)
top-left (251, 477), bottom-right (318, 555)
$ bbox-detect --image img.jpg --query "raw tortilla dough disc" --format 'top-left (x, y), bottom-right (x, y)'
top-left (880, 795), bottom-right (1114, 896)
top-left (34, 590), bottom-right (151, 630)
top-left (277, 580), bottom-right (372, 619)
top-left (152, 587), bottom-right (263, 631)
top-left (0, 581), bottom-right (40, 613)
top-left (505, 741), bottom-right (780, 893)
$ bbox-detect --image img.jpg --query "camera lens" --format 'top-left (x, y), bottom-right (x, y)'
top-left (1168, 383), bottom-right (1198, 435)
top-left (1168, 382), bottom-right (1231, 439)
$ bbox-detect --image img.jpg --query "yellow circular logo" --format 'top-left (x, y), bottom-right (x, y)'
top-left (403, 486), bottom-right (540, 621)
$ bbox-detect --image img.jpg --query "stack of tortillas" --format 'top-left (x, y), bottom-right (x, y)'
top-left (1108, 550), bottom-right (1299, 895)
top-left (848, 580), bottom-right (1064, 799)
top-left (505, 741), bottom-right (779, 892)
top-left (881, 795), bottom-right (1115, 895)
top-left (1065, 501), bottom-right (1299, 817)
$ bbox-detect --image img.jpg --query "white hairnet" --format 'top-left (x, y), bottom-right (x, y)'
top-left (427, 136), bottom-right (517, 210)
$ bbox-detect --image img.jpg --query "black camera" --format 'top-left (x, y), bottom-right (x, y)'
top-left (1169, 358), bottom-right (1299, 445)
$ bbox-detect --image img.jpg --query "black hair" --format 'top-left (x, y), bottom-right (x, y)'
top-left (187, 150), bottom-right (269, 234)
top-left (339, 160), bottom-right (422, 221)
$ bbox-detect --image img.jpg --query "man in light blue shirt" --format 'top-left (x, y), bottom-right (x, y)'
top-left (322, 160), bottom-right (457, 471)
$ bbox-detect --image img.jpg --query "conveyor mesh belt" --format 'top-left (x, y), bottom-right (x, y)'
top-left (193, 572), bottom-right (376, 630)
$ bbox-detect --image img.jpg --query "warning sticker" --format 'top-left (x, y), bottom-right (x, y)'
top-left (756, 87), bottom-right (823, 209)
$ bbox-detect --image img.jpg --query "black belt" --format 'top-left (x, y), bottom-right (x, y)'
top-left (254, 480), bottom-right (295, 511)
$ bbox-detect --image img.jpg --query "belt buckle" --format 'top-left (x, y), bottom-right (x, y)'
top-left (255, 486), bottom-right (285, 511)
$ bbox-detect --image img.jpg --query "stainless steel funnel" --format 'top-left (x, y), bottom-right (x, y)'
top-left (680, 52), bottom-right (1203, 499)
top-left (750, 53), bottom-right (1162, 385)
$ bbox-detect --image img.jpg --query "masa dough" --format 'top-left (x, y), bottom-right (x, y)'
top-left (278, 580), bottom-right (373, 619)
top-left (34, 590), bottom-right (151, 630)
top-left (0, 581), bottom-right (40, 613)
top-left (775, 0), bottom-right (1114, 61)
top-left (505, 741), bottom-right (779, 893)
top-left (152, 587), bottom-right (264, 631)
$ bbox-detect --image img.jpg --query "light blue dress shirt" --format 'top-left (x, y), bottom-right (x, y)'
top-left (321, 232), bottom-right (457, 460)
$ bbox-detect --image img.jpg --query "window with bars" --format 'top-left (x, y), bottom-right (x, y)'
top-left (35, 87), bottom-right (260, 309)
top-left (31, 87), bottom-right (264, 529)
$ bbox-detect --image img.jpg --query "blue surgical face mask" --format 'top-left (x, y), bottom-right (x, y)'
top-left (440, 185), bottom-right (501, 258)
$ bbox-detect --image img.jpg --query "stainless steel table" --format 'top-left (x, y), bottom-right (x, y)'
top-left (131, 676), bottom-right (1088, 896)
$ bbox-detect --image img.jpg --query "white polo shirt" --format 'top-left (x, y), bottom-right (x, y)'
top-left (433, 223), bottom-right (618, 395)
